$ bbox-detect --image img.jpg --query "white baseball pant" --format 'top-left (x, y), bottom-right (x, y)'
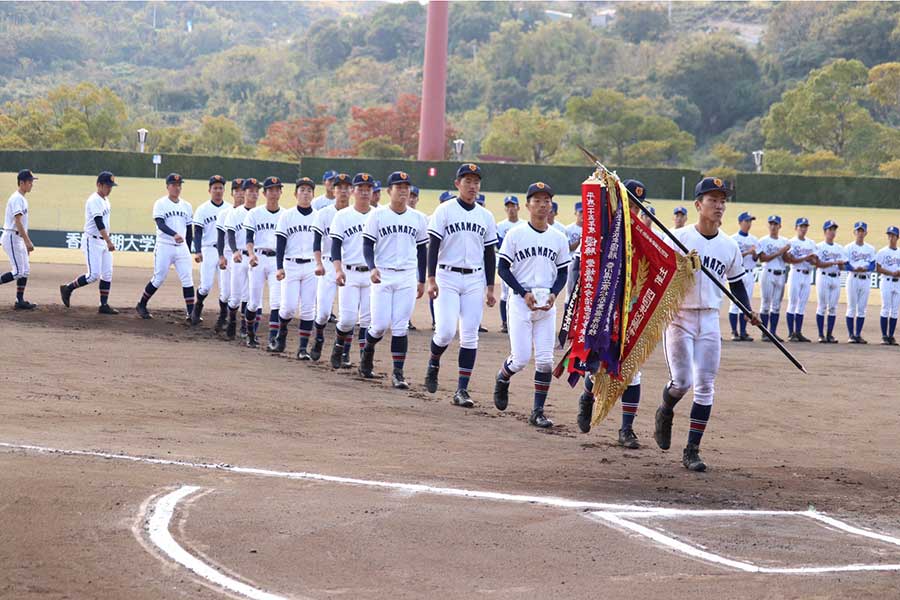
top-left (151, 242), bottom-right (193, 288)
top-left (505, 295), bottom-right (556, 373)
top-left (846, 274), bottom-right (871, 318)
top-left (228, 255), bottom-right (249, 309)
top-left (316, 260), bottom-right (338, 325)
top-left (815, 272), bottom-right (841, 316)
top-left (248, 253), bottom-right (280, 312)
top-left (432, 268), bottom-right (485, 350)
top-left (218, 252), bottom-right (232, 304)
top-left (198, 246), bottom-right (219, 296)
top-left (1, 230), bottom-right (29, 277)
top-left (337, 268), bottom-right (371, 332)
top-left (787, 269), bottom-right (813, 314)
top-left (663, 308), bottom-right (720, 407)
top-left (369, 268), bottom-right (416, 338)
top-left (880, 278), bottom-right (900, 319)
top-left (729, 270), bottom-right (755, 315)
top-left (759, 268), bottom-right (786, 314)
top-left (279, 260), bottom-right (317, 321)
top-left (81, 236), bottom-right (113, 283)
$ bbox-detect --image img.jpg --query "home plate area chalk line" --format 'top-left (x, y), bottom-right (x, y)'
top-left (5, 441), bottom-right (900, 600)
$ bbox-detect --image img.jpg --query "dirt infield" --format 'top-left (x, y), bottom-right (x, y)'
top-left (2, 263), bottom-right (900, 599)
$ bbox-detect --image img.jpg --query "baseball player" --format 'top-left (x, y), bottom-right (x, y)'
top-left (310, 173), bottom-right (352, 362)
top-left (673, 206), bottom-right (688, 229)
top-left (329, 173), bottom-right (376, 368)
top-left (408, 185), bottom-right (420, 209)
top-left (60, 171), bottom-right (118, 314)
top-left (1, 169), bottom-right (37, 309)
top-left (877, 226), bottom-right (900, 345)
top-left (549, 201), bottom-right (567, 237)
top-left (244, 176), bottom-right (285, 349)
top-left (225, 178), bottom-right (259, 340)
top-left (371, 180), bottom-right (382, 207)
top-left (654, 177), bottom-right (758, 472)
top-left (496, 195), bottom-right (522, 334)
top-left (189, 175), bottom-right (228, 325)
top-left (135, 173), bottom-right (195, 320)
top-left (358, 171), bottom-right (428, 388)
top-left (492, 182), bottom-right (570, 428)
top-left (814, 220), bottom-right (846, 343)
top-left (755, 215), bottom-right (790, 342)
top-left (784, 217), bottom-right (818, 342)
top-left (565, 201), bottom-right (583, 302)
top-left (312, 170), bottom-right (337, 211)
top-left (212, 178), bottom-right (244, 333)
top-left (270, 177), bottom-right (320, 356)
top-left (845, 221), bottom-right (876, 344)
top-left (424, 163), bottom-right (498, 408)
top-left (728, 212), bottom-right (758, 341)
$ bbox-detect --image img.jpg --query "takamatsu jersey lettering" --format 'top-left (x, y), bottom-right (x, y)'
top-left (668, 225), bottom-right (744, 309)
top-left (243, 205), bottom-right (283, 250)
top-left (787, 236), bottom-right (817, 270)
top-left (192, 199), bottom-right (227, 246)
top-left (4, 191), bottom-right (28, 231)
top-left (276, 206), bottom-right (317, 259)
top-left (330, 205), bottom-right (373, 266)
top-left (83, 192), bottom-right (110, 236)
top-left (428, 198), bottom-right (498, 268)
top-left (225, 205), bottom-right (251, 249)
top-left (153, 196), bottom-right (193, 245)
top-left (876, 246), bottom-right (900, 272)
top-left (816, 242), bottom-right (847, 276)
top-left (312, 204), bottom-right (338, 259)
top-left (731, 231), bottom-right (758, 272)
top-left (362, 205), bottom-right (428, 270)
top-left (756, 235), bottom-right (789, 270)
top-left (845, 241), bottom-right (876, 270)
top-left (498, 223), bottom-right (570, 290)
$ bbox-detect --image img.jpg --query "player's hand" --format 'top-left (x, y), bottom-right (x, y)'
top-left (416, 282), bottom-right (425, 299)
top-left (780, 245), bottom-right (790, 255)
top-left (174, 234), bottom-right (184, 244)
top-left (541, 293), bottom-right (556, 311)
top-left (106, 240), bottom-right (115, 252)
top-left (524, 292), bottom-right (538, 311)
top-left (427, 279), bottom-right (439, 299)
top-left (335, 270), bottom-right (346, 286)
top-left (748, 311), bottom-right (762, 327)
top-left (218, 256), bottom-right (227, 270)
top-left (370, 268), bottom-right (381, 284)
top-left (806, 255), bottom-right (817, 263)
top-left (25, 240), bottom-right (34, 253)
top-left (314, 263), bottom-right (325, 276)
top-left (485, 286), bottom-right (496, 308)
top-left (194, 253), bottom-right (203, 263)
top-left (276, 268), bottom-right (285, 281)
top-left (233, 251), bottom-right (242, 263)
top-left (249, 254), bottom-right (258, 268)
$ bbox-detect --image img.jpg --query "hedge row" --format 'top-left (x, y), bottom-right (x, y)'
top-left (733, 172), bottom-right (900, 208)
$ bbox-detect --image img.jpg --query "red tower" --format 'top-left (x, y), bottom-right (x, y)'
top-left (417, 0), bottom-right (449, 161)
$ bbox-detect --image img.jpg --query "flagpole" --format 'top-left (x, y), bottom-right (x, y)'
top-left (577, 145), bottom-right (807, 374)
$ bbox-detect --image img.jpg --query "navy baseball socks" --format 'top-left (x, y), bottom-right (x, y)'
top-left (528, 370), bottom-right (553, 428)
top-left (0, 271), bottom-right (13, 285)
top-left (499, 300), bottom-right (508, 333)
top-left (879, 316), bottom-right (898, 345)
top-left (358, 332), bottom-right (379, 379)
top-left (654, 386), bottom-right (708, 471)
top-left (225, 306), bottom-right (238, 339)
top-left (493, 358), bottom-right (515, 411)
top-left (390, 335), bottom-right (409, 388)
top-left (182, 286), bottom-right (195, 320)
top-left (424, 341), bottom-right (447, 394)
top-left (310, 321), bottom-right (327, 361)
top-left (135, 282), bottom-right (157, 318)
top-left (451, 347), bottom-right (476, 408)
top-left (847, 316), bottom-right (867, 343)
top-left (244, 307), bottom-right (260, 348)
top-left (214, 300), bottom-right (228, 332)
top-left (190, 291), bottom-right (207, 325)
top-left (239, 302), bottom-right (248, 338)
top-left (618, 384), bottom-right (641, 448)
top-left (267, 309), bottom-right (279, 346)
top-left (728, 312), bottom-right (738, 337)
top-left (330, 328), bottom-right (351, 369)
top-left (267, 315), bottom-right (290, 353)
top-left (295, 319), bottom-right (313, 359)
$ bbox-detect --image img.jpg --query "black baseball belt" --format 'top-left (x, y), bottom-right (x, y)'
top-left (257, 249), bottom-right (276, 257)
top-left (766, 269), bottom-right (785, 276)
top-left (285, 257), bottom-right (313, 264)
top-left (853, 273), bottom-right (869, 279)
top-left (439, 264), bottom-right (483, 274)
top-left (345, 265), bottom-right (370, 272)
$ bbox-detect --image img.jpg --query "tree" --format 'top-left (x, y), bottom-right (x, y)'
top-left (796, 151), bottom-right (848, 176)
top-left (879, 159), bottom-right (900, 179)
top-left (711, 144), bottom-right (746, 171)
top-left (46, 82), bottom-right (129, 148)
top-left (153, 126), bottom-right (195, 154)
top-left (357, 136), bottom-right (405, 158)
top-left (869, 63), bottom-right (900, 112)
top-left (614, 3), bottom-right (669, 44)
top-left (306, 22), bottom-right (351, 70)
top-left (193, 116), bottom-right (248, 156)
top-left (481, 108), bottom-right (567, 164)
top-left (258, 105), bottom-right (337, 161)
top-left (349, 94), bottom-right (421, 157)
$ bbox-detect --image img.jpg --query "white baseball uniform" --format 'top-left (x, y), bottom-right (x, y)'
top-left (729, 231), bottom-right (757, 315)
top-left (877, 246), bottom-right (900, 319)
top-left (215, 205), bottom-right (234, 304)
top-left (497, 223), bottom-right (570, 373)
top-left (496, 218), bottom-right (523, 303)
top-left (364, 205), bottom-right (428, 338)
top-left (756, 235), bottom-right (789, 314)
top-left (565, 220), bottom-right (582, 299)
top-left (815, 241), bottom-right (846, 317)
top-left (151, 196), bottom-right (194, 288)
top-left (845, 241), bottom-right (876, 318)
top-left (786, 236), bottom-right (817, 315)
top-left (276, 206), bottom-right (318, 321)
top-left (429, 199), bottom-right (498, 349)
top-left (244, 205), bottom-right (283, 313)
top-left (312, 204), bottom-right (339, 326)
top-left (664, 226), bottom-right (744, 406)
top-left (192, 198), bottom-right (227, 297)
top-left (81, 191), bottom-right (113, 284)
top-left (312, 194), bottom-right (334, 211)
top-left (225, 205), bottom-right (251, 309)
top-left (2, 190), bottom-right (30, 278)
top-left (331, 205), bottom-right (373, 333)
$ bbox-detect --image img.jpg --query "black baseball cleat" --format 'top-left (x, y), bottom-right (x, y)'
top-left (98, 304), bottom-right (119, 315)
top-left (392, 369), bottom-right (409, 389)
top-left (787, 332), bottom-right (799, 342)
top-left (60, 284), bottom-right (72, 307)
top-left (309, 338), bottom-right (324, 361)
top-left (424, 364), bottom-right (439, 393)
top-left (682, 443), bottom-right (707, 472)
top-left (135, 303), bottom-right (152, 319)
top-left (246, 331), bottom-right (260, 349)
top-left (296, 346), bottom-right (311, 360)
top-left (730, 331), bottom-right (741, 341)
top-left (358, 347), bottom-right (376, 378)
top-left (890, 336), bottom-right (899, 346)
top-left (478, 325), bottom-right (488, 333)
top-left (826, 335), bottom-right (838, 343)
top-left (857, 336), bottom-right (868, 344)
top-left (407, 321), bottom-right (417, 331)
top-left (493, 377), bottom-right (510, 411)
top-left (190, 305), bottom-right (203, 326)
top-left (882, 336), bottom-right (892, 345)
top-left (818, 335), bottom-right (828, 343)
top-left (529, 410), bottom-right (553, 428)
top-left (329, 343), bottom-right (343, 369)
top-left (795, 332), bottom-right (811, 342)
top-left (739, 333), bottom-right (754, 342)
top-left (618, 428), bottom-right (640, 449)
top-left (225, 320), bottom-right (237, 340)
top-left (328, 313), bottom-right (337, 323)
top-left (239, 324), bottom-right (248, 340)
top-left (577, 392), bottom-right (593, 433)
top-left (14, 300), bottom-right (37, 310)
top-left (654, 406), bottom-right (673, 450)
top-left (341, 351), bottom-right (352, 369)
top-left (501, 322), bottom-right (509, 334)
top-left (214, 318), bottom-right (226, 333)
top-left (451, 388), bottom-right (474, 408)
top-left (268, 328), bottom-right (288, 353)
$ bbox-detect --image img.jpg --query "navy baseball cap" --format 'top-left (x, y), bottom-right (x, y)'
top-left (352, 172), bottom-right (374, 187)
top-left (439, 191), bottom-right (454, 203)
top-left (241, 177), bottom-right (262, 190)
top-left (373, 180), bottom-right (382, 192)
top-left (822, 219), bottom-right (838, 230)
top-left (295, 177), bottom-right (315, 191)
top-left (887, 226), bottom-right (899, 236)
top-left (97, 171), bottom-right (117, 186)
top-left (574, 201), bottom-right (582, 212)
top-left (410, 185), bottom-right (420, 196)
top-left (231, 178), bottom-right (244, 190)
top-left (476, 193), bottom-right (486, 206)
top-left (768, 215), bottom-right (781, 225)
top-left (854, 221), bottom-right (868, 231)
top-left (208, 174), bottom-right (226, 186)
top-left (386, 171), bottom-right (412, 186)
top-left (526, 181), bottom-right (554, 199)
top-left (795, 217), bottom-right (809, 227)
top-left (622, 179), bottom-right (646, 202)
top-left (694, 176), bottom-right (732, 198)
top-left (456, 163), bottom-right (482, 179)
top-left (322, 170), bottom-right (338, 182)
top-left (642, 205), bottom-right (656, 216)
top-left (674, 206), bottom-right (688, 216)
top-left (17, 169), bottom-right (37, 182)
top-left (165, 173), bottom-right (183, 185)
top-left (263, 176), bottom-right (283, 189)
top-left (503, 195), bottom-right (519, 206)
top-left (738, 211), bottom-right (756, 222)
top-left (333, 173), bottom-right (352, 186)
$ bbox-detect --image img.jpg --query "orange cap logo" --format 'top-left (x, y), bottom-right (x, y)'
top-left (400, 172), bottom-right (408, 179)
top-left (536, 182), bottom-right (545, 189)
top-left (635, 186), bottom-right (644, 197)
top-left (713, 178), bottom-right (723, 187)
top-left (469, 164), bottom-right (477, 171)
top-left (362, 174), bottom-right (369, 181)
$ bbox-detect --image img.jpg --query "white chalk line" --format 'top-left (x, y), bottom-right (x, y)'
top-left (6, 440), bottom-right (900, 577)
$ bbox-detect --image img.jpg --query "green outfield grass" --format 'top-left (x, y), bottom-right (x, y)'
top-left (5, 171), bottom-right (900, 246)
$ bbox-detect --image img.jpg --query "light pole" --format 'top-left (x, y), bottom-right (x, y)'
top-left (137, 128), bottom-right (149, 153)
top-left (752, 149), bottom-right (764, 173)
top-left (452, 138), bottom-right (465, 161)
